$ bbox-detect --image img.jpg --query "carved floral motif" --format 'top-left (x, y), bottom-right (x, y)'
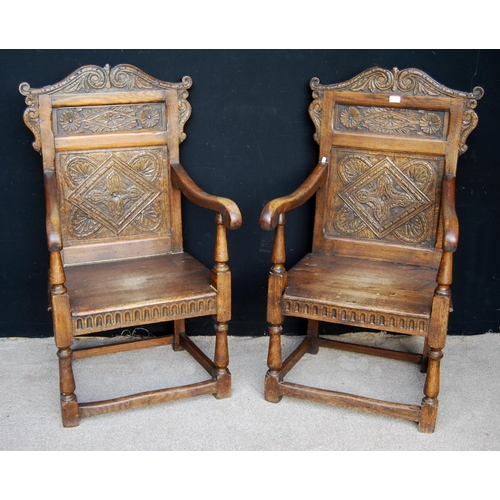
top-left (353, 172), bottom-right (416, 226)
top-left (59, 110), bottom-right (82, 132)
top-left (86, 170), bottom-right (143, 220)
top-left (140, 107), bottom-right (161, 128)
top-left (419, 113), bottom-right (442, 134)
top-left (339, 107), bottom-right (361, 128)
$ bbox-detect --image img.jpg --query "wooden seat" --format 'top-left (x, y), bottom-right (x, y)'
top-left (260, 67), bottom-right (483, 432)
top-left (65, 254), bottom-right (216, 331)
top-left (20, 64), bottom-right (242, 427)
top-left (283, 254), bottom-right (436, 328)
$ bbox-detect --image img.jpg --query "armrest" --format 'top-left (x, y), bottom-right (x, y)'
top-left (259, 157), bottom-right (328, 230)
top-left (442, 174), bottom-right (459, 252)
top-left (171, 163), bottom-right (242, 230)
top-left (44, 170), bottom-right (63, 252)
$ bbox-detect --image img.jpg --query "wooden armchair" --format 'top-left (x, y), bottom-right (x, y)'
top-left (20, 64), bottom-right (242, 427)
top-left (260, 67), bottom-right (483, 432)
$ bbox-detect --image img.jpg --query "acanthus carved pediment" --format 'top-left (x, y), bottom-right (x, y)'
top-left (310, 67), bottom-right (484, 99)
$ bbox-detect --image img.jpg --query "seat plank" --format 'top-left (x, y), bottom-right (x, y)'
top-left (65, 253), bottom-right (215, 315)
top-left (284, 254), bottom-right (436, 318)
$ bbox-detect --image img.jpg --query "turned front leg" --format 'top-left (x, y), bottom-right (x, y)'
top-left (57, 346), bottom-right (78, 426)
top-left (50, 251), bottom-right (79, 427)
top-left (265, 324), bottom-right (283, 403)
top-left (419, 252), bottom-right (452, 433)
top-left (214, 321), bottom-right (231, 398)
top-left (419, 345), bottom-right (443, 433)
top-left (265, 216), bottom-right (286, 403)
top-left (212, 213), bottom-right (232, 399)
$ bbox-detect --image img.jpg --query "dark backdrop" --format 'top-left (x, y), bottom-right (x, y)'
top-left (1, 49), bottom-right (499, 338)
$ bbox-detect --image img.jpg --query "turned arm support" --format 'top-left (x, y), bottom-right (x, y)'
top-left (259, 157), bottom-right (328, 231)
top-left (44, 170), bottom-right (63, 252)
top-left (441, 174), bottom-right (459, 253)
top-left (171, 163), bottom-right (242, 230)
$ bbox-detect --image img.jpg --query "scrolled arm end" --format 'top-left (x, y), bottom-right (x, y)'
top-left (259, 201), bottom-right (285, 231)
top-left (217, 197), bottom-right (243, 230)
top-left (171, 163), bottom-right (242, 229)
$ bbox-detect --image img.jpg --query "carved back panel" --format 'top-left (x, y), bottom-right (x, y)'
top-left (309, 67), bottom-right (483, 267)
top-left (20, 64), bottom-right (192, 265)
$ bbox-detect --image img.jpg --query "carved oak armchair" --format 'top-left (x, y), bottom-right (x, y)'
top-left (260, 67), bottom-right (483, 432)
top-left (20, 64), bottom-right (242, 427)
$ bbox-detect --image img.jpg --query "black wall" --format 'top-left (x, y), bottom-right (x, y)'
top-left (1, 49), bottom-right (499, 338)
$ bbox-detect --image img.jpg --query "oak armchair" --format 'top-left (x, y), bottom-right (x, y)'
top-left (260, 67), bottom-right (483, 432)
top-left (20, 64), bottom-right (242, 427)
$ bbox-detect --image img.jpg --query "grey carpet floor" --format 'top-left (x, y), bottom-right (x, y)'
top-left (1, 332), bottom-right (499, 451)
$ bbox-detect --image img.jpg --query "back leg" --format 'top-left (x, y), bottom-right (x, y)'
top-left (173, 319), bottom-right (185, 351)
top-left (307, 319), bottom-right (320, 354)
top-left (421, 337), bottom-right (429, 373)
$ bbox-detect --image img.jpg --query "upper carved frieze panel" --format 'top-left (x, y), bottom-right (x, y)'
top-left (55, 104), bottom-right (166, 135)
top-left (335, 105), bottom-right (448, 139)
top-left (19, 64), bottom-right (192, 152)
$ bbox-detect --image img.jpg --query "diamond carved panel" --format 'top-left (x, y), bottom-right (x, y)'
top-left (57, 147), bottom-right (169, 244)
top-left (338, 158), bottom-right (432, 239)
top-left (69, 155), bottom-right (161, 233)
top-left (327, 149), bottom-right (443, 247)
